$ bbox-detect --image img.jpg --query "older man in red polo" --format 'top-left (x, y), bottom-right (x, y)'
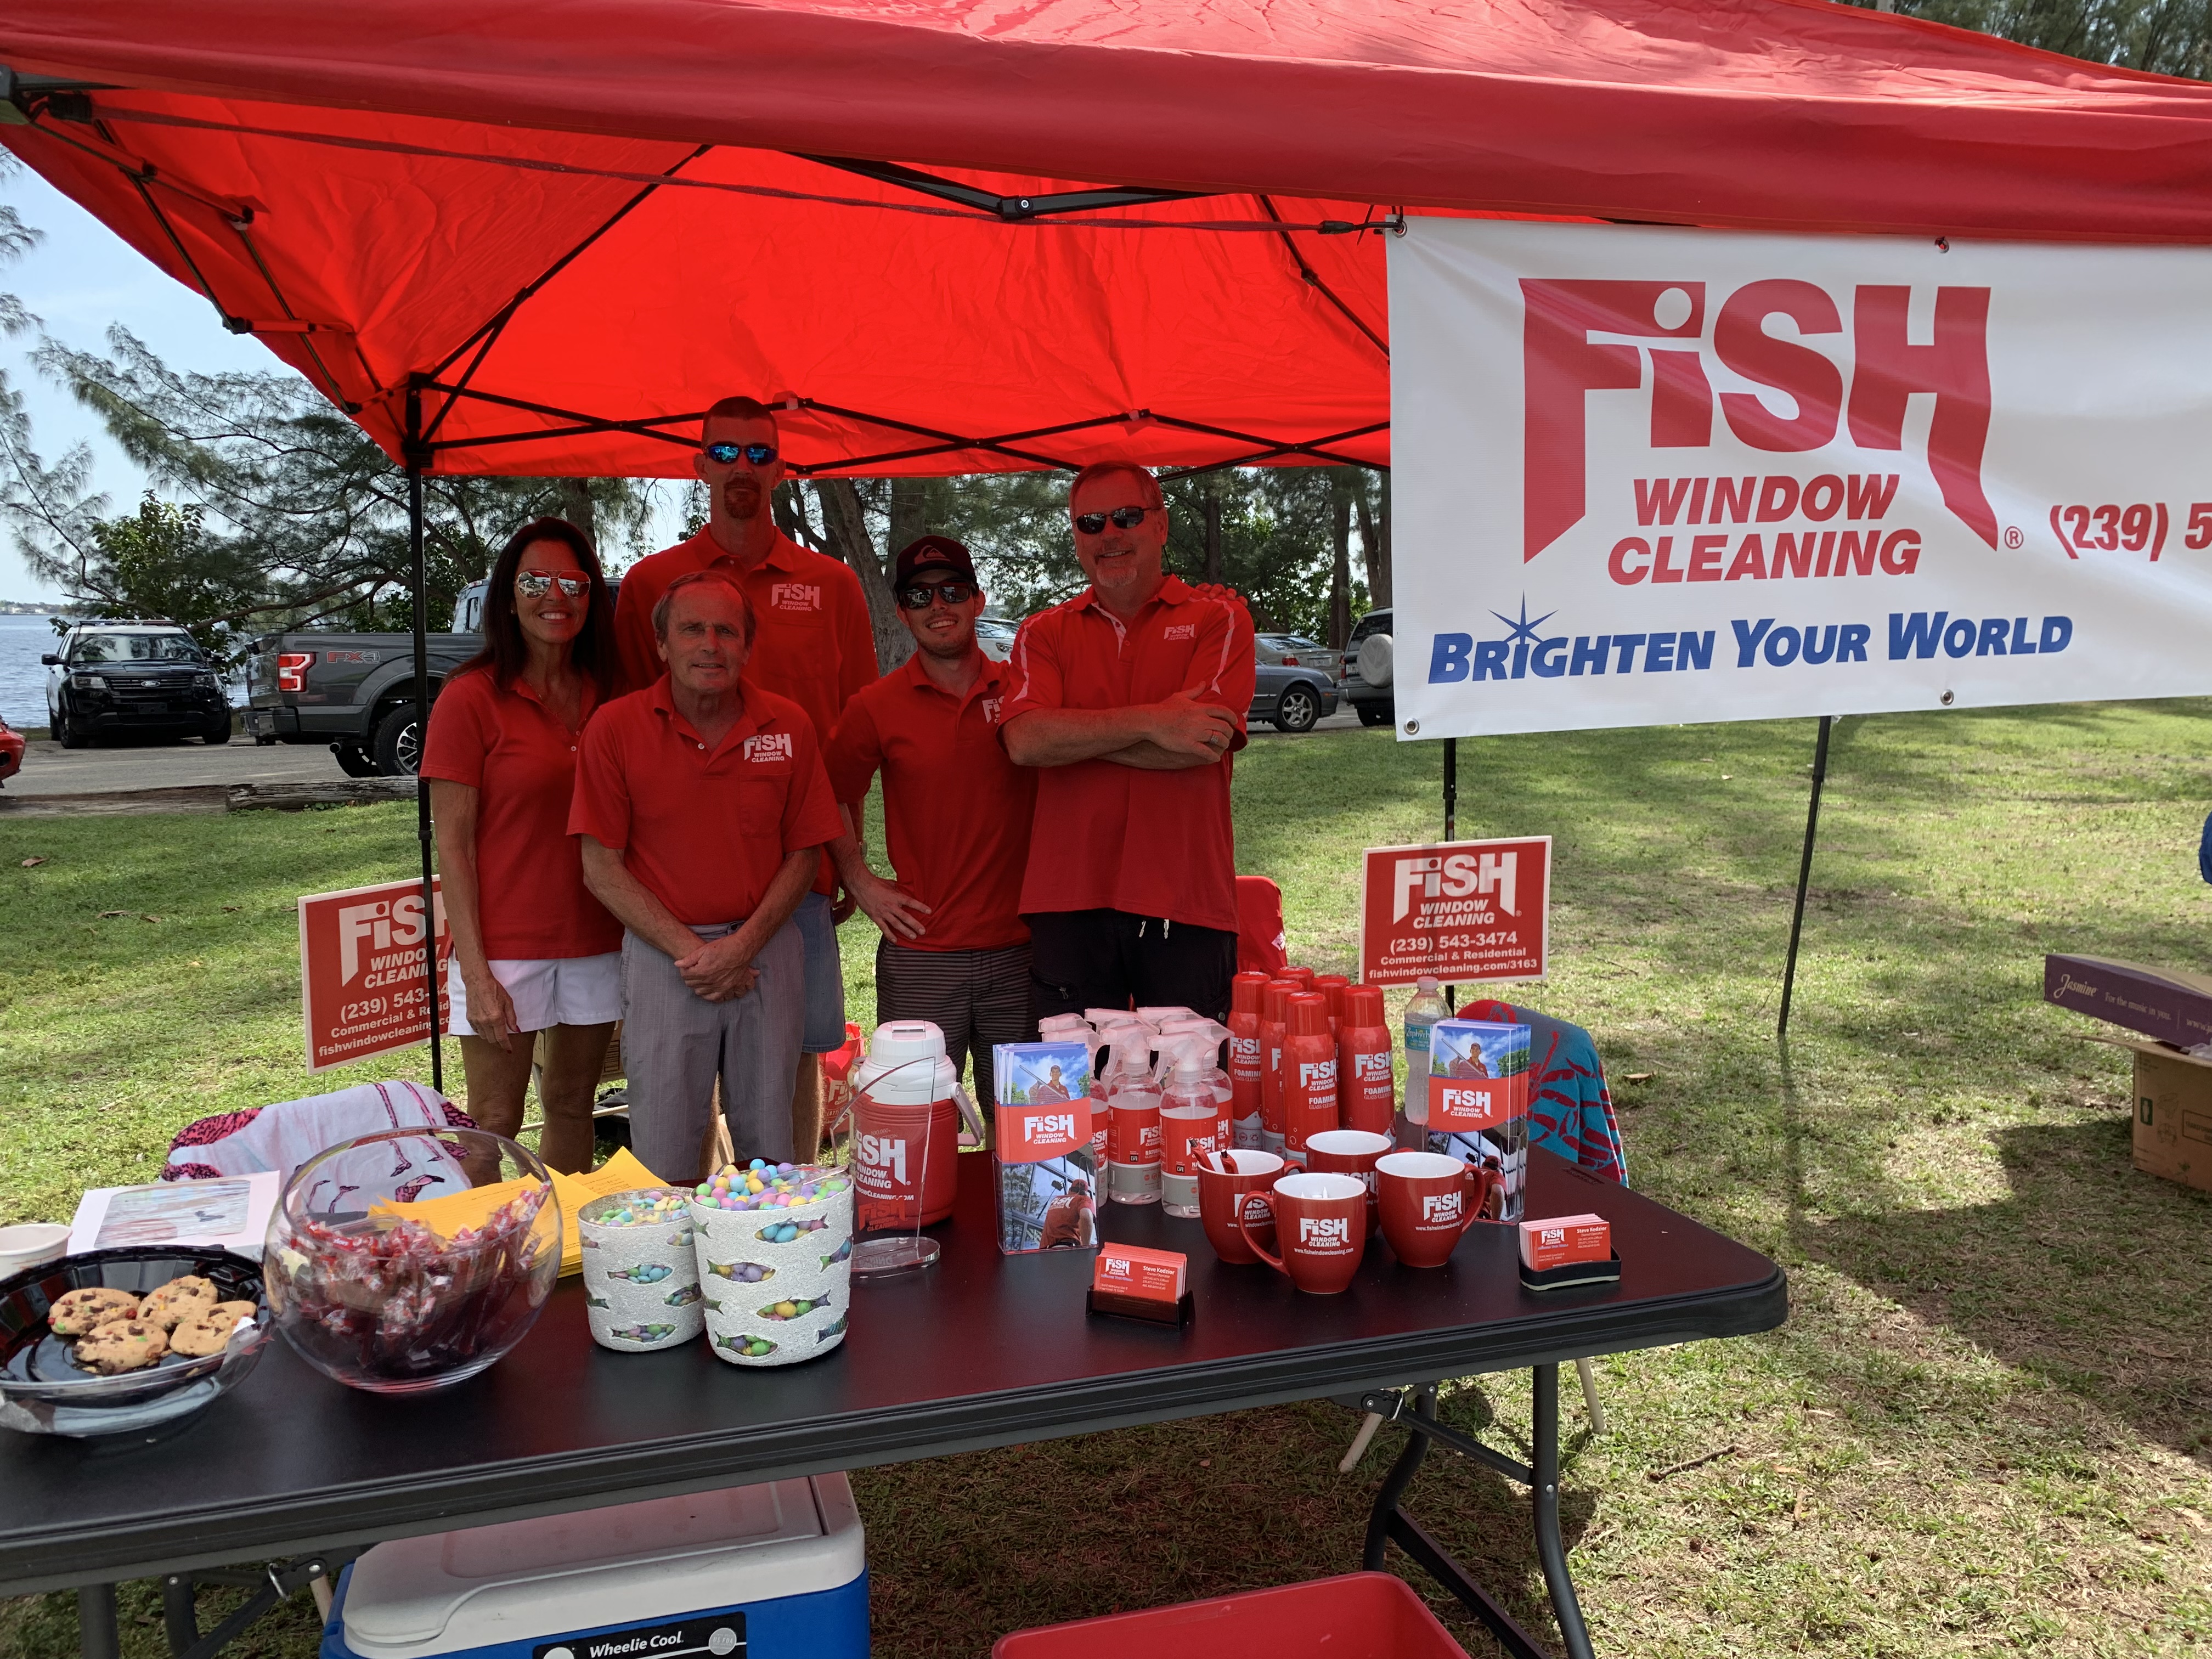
top-left (575, 569), bottom-right (843, 1178)
top-left (1000, 461), bottom-right (1256, 1024)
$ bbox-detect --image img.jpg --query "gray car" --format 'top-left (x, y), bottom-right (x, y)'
top-left (1251, 634), bottom-right (1341, 733)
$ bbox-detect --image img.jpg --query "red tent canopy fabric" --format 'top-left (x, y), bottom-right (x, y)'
top-left (5, 0), bottom-right (2212, 477)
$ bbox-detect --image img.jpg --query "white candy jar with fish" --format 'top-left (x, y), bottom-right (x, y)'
top-left (578, 1189), bottom-right (704, 1351)
top-left (689, 1162), bottom-right (855, 1368)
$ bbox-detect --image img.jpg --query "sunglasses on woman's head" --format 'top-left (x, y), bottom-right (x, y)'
top-left (704, 441), bottom-right (778, 466)
top-left (515, 569), bottom-right (591, 599)
top-left (897, 581), bottom-right (977, 610)
top-left (1073, 505), bottom-right (1155, 534)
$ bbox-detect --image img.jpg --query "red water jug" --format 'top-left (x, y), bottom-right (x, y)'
top-left (851, 1021), bottom-right (982, 1230)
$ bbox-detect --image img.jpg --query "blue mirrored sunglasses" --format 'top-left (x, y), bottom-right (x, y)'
top-left (704, 441), bottom-right (778, 466)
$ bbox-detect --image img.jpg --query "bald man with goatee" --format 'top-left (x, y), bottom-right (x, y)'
top-left (613, 396), bottom-right (878, 1159)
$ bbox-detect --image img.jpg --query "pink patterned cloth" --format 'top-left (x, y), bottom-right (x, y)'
top-left (161, 1080), bottom-right (477, 1189)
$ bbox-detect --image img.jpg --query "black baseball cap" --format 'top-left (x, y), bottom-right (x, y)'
top-left (894, 535), bottom-right (978, 590)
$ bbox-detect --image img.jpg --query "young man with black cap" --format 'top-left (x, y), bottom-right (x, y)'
top-left (825, 537), bottom-right (1039, 1112)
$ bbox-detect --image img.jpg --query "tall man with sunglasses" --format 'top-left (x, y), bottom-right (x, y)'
top-left (1000, 462), bottom-right (1257, 1024)
top-left (825, 537), bottom-right (1037, 1114)
top-left (612, 397), bottom-right (878, 1159)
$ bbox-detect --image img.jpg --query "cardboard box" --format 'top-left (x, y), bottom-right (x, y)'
top-left (2112, 1037), bottom-right (2212, 1195)
top-left (2045, 954), bottom-right (2212, 1048)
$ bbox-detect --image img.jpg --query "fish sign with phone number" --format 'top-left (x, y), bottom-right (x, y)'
top-left (299, 877), bottom-right (449, 1072)
top-left (1359, 837), bottom-right (1550, 989)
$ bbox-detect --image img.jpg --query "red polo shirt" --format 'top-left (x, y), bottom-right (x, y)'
top-left (824, 652), bottom-right (1036, 952)
top-left (613, 527), bottom-right (877, 895)
top-left (1000, 575), bottom-right (1256, 934)
top-left (568, 678), bottom-right (843, 927)
top-left (421, 666), bottom-right (620, 961)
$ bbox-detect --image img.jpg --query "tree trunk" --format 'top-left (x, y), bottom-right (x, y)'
top-left (1327, 469), bottom-right (1354, 651)
top-left (1201, 476), bottom-right (1223, 584)
top-left (888, 477), bottom-right (927, 563)
top-left (1355, 472), bottom-right (1392, 609)
top-left (555, 477), bottom-right (596, 544)
top-left (812, 478), bottom-right (914, 673)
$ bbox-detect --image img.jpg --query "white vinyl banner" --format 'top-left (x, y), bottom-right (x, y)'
top-left (1389, 219), bottom-right (2212, 738)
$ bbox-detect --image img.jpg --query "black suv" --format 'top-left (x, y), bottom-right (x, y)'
top-left (42, 622), bottom-right (232, 748)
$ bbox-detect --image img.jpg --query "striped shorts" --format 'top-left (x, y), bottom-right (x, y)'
top-left (873, 938), bottom-right (1034, 1113)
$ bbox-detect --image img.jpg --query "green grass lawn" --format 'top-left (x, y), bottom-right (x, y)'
top-left (3, 703), bottom-right (2210, 1657)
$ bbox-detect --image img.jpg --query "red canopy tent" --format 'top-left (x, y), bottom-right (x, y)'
top-left (5, 0), bottom-right (2212, 1099)
top-left (5, 0), bottom-right (2212, 482)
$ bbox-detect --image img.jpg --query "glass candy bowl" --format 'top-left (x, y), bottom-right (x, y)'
top-left (264, 1128), bottom-right (560, 1395)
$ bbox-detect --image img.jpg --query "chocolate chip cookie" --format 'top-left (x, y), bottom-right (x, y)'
top-left (48, 1287), bottom-right (140, 1336)
top-left (75, 1318), bottom-right (168, 1374)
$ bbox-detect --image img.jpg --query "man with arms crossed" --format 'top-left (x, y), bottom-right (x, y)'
top-left (612, 397), bottom-right (878, 1159)
top-left (826, 536), bottom-right (1037, 1114)
top-left (575, 572), bottom-right (843, 1177)
top-left (1000, 463), bottom-right (1257, 1023)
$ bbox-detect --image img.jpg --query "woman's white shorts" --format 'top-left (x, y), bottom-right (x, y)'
top-left (445, 952), bottom-right (622, 1038)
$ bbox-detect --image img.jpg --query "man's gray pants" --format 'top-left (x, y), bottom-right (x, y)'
top-left (620, 919), bottom-right (804, 1180)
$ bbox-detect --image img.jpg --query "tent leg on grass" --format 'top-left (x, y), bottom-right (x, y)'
top-left (1574, 1356), bottom-right (1606, 1434)
top-left (1776, 715), bottom-right (1833, 1043)
top-left (406, 382), bottom-right (444, 1094)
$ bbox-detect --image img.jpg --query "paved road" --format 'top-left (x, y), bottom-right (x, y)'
top-left (4, 706), bottom-right (1372, 802)
top-left (3, 735), bottom-right (345, 797)
top-left (1248, 707), bottom-right (1368, 738)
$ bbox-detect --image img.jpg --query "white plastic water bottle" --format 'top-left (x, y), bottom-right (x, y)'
top-left (1402, 977), bottom-right (1451, 1124)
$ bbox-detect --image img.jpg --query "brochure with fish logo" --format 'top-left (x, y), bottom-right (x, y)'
top-left (992, 1041), bottom-right (1098, 1255)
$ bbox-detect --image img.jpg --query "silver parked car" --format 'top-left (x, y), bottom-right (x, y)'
top-left (1251, 634), bottom-right (1341, 733)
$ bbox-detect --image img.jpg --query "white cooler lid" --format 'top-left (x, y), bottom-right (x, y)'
top-left (342, 1474), bottom-right (865, 1658)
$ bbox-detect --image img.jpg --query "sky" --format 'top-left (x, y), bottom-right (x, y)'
top-left (0, 163), bottom-right (691, 605)
top-left (0, 163), bottom-right (277, 603)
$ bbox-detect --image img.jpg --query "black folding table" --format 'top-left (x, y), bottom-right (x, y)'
top-left (0, 1149), bottom-right (1785, 1659)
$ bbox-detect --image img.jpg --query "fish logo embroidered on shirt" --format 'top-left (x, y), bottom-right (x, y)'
top-left (743, 732), bottom-right (794, 763)
top-left (769, 582), bottom-right (822, 611)
top-left (1161, 622), bottom-right (1198, 641)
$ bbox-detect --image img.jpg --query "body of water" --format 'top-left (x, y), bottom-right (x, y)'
top-left (0, 612), bottom-right (64, 729)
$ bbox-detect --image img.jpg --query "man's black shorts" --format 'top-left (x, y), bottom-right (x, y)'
top-left (1024, 908), bottom-right (1238, 1026)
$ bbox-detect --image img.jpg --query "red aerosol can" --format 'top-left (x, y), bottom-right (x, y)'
top-left (1282, 992), bottom-right (1340, 1165)
top-left (1226, 971), bottom-right (1269, 1149)
top-left (1338, 984), bottom-right (1397, 1137)
top-left (1259, 979), bottom-right (1298, 1156)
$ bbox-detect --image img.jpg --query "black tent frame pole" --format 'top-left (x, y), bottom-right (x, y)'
top-left (405, 383), bottom-right (444, 1093)
top-left (1776, 715), bottom-right (1833, 1042)
top-left (1442, 737), bottom-right (1458, 1009)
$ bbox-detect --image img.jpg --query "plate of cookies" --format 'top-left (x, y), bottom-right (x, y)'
top-left (0, 1247), bottom-right (271, 1437)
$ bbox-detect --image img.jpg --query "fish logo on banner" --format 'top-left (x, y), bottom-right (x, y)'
top-left (1520, 277), bottom-right (1995, 561)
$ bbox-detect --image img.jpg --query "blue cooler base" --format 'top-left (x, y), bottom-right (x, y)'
top-left (320, 1562), bottom-right (869, 1659)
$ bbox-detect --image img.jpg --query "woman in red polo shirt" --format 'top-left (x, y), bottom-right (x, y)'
top-left (424, 516), bottom-right (623, 1173)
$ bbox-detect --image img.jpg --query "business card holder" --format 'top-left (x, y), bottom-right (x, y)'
top-left (1086, 1288), bottom-right (1195, 1327)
